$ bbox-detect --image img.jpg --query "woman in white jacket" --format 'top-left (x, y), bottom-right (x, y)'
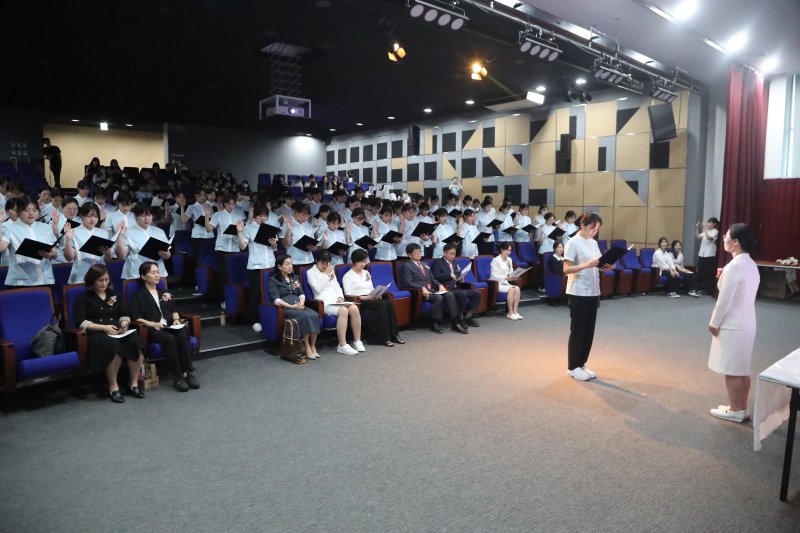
top-left (707, 223), bottom-right (760, 423)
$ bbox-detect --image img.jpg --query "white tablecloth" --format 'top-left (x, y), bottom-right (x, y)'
top-left (753, 348), bottom-right (800, 451)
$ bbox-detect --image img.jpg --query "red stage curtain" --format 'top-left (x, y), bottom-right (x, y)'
top-left (760, 178), bottom-right (800, 260)
top-left (719, 64), bottom-right (769, 264)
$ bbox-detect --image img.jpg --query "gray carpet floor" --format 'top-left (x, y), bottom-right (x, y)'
top-left (1, 294), bottom-right (799, 532)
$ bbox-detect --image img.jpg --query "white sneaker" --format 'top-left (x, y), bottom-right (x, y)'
top-left (507, 313), bottom-right (518, 320)
top-left (353, 340), bottom-right (366, 352)
top-left (514, 313), bottom-right (524, 320)
top-left (668, 292), bottom-right (680, 298)
top-left (252, 322), bottom-right (262, 333)
top-left (568, 367), bottom-right (591, 381)
top-left (581, 366), bottom-right (597, 379)
top-left (337, 344), bottom-right (359, 355)
top-left (221, 301), bottom-right (226, 310)
top-left (688, 291), bottom-right (700, 298)
top-left (709, 406), bottom-right (749, 423)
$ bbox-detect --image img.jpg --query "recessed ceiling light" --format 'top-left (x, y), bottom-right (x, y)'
top-left (576, 78), bottom-right (587, 85)
top-left (618, 97), bottom-right (628, 101)
top-left (465, 99), bottom-right (475, 105)
top-left (469, 120), bottom-right (477, 123)
top-left (423, 107), bottom-right (432, 113)
top-left (535, 85), bottom-right (546, 92)
top-left (99, 122), bottom-right (109, 131)
top-left (356, 122), bottom-right (364, 126)
top-left (760, 55), bottom-right (779, 74)
top-left (724, 31), bottom-right (748, 54)
top-left (125, 123), bottom-right (134, 127)
top-left (387, 116), bottom-right (396, 120)
top-left (70, 119), bottom-right (80, 123)
top-left (329, 128), bottom-right (336, 132)
top-left (673, 0), bottom-right (697, 21)
top-left (512, 113), bottom-right (521, 117)
top-left (305, 133), bottom-right (312, 136)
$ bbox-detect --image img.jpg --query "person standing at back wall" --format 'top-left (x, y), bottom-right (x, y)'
top-left (42, 137), bottom-right (62, 189)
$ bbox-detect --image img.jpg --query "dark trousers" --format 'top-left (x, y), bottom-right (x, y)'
top-left (451, 288), bottom-right (481, 315)
top-left (215, 250), bottom-right (235, 301)
top-left (149, 327), bottom-right (193, 376)
top-left (567, 295), bottom-right (599, 370)
top-left (248, 267), bottom-right (263, 323)
top-left (428, 291), bottom-right (460, 323)
top-left (680, 271), bottom-right (697, 293)
top-left (51, 166), bottom-right (62, 188)
top-left (696, 256), bottom-right (717, 293)
top-left (661, 271), bottom-right (680, 294)
top-left (359, 298), bottom-right (399, 344)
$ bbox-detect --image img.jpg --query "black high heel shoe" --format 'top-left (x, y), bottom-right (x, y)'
top-left (109, 390), bottom-right (125, 403)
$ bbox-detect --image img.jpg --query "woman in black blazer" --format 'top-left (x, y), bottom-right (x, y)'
top-left (268, 254), bottom-right (321, 358)
top-left (129, 261), bottom-right (198, 392)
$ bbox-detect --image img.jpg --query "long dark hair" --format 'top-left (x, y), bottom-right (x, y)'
top-left (728, 223), bottom-right (758, 254)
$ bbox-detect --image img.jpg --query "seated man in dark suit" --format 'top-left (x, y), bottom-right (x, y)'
top-left (399, 243), bottom-right (467, 334)
top-left (432, 243), bottom-right (481, 329)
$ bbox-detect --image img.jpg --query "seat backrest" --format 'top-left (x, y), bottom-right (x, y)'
top-left (542, 252), bottom-right (554, 275)
top-left (52, 262), bottom-right (73, 304)
top-left (224, 252), bottom-right (249, 285)
top-left (299, 266), bottom-right (314, 300)
top-left (0, 265), bottom-right (7, 291)
top-left (123, 278), bottom-right (167, 307)
top-left (640, 248), bottom-right (656, 268)
top-left (474, 255), bottom-right (493, 281)
top-left (597, 240), bottom-right (609, 253)
top-left (366, 262), bottom-right (403, 296)
top-left (106, 259), bottom-right (125, 297)
top-left (334, 263), bottom-right (352, 287)
top-left (620, 249), bottom-right (642, 270)
top-left (610, 239), bottom-right (627, 249)
top-left (0, 288), bottom-right (55, 360)
top-left (516, 242), bottom-right (539, 264)
top-left (454, 257), bottom-right (478, 283)
top-left (63, 284), bottom-right (88, 329)
top-left (260, 269), bottom-right (274, 305)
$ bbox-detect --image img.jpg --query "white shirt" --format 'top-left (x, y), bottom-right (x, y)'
top-left (121, 223), bottom-right (169, 280)
top-left (187, 202), bottom-right (214, 239)
top-left (342, 268), bottom-right (374, 297)
top-left (476, 210), bottom-right (496, 242)
top-left (698, 228), bottom-right (719, 258)
top-left (514, 215), bottom-right (533, 243)
top-left (74, 194), bottom-right (92, 207)
top-left (396, 217), bottom-right (430, 257)
top-left (1, 219), bottom-right (57, 286)
top-left (323, 227), bottom-right (347, 266)
top-left (539, 224), bottom-right (557, 254)
top-left (433, 224), bottom-right (455, 258)
top-left (459, 223), bottom-right (479, 259)
top-left (564, 234), bottom-right (601, 297)
top-left (497, 212), bottom-right (515, 242)
top-left (242, 221), bottom-right (275, 270)
top-left (68, 225), bottom-right (110, 284)
top-left (306, 265), bottom-right (344, 306)
top-left (287, 216), bottom-right (315, 265)
top-left (375, 219), bottom-right (398, 261)
top-left (651, 249), bottom-right (676, 273)
top-left (490, 255), bottom-right (514, 287)
top-left (168, 204), bottom-right (188, 237)
top-left (709, 253), bottom-right (759, 330)
top-left (348, 221), bottom-right (370, 262)
top-left (105, 209), bottom-right (134, 233)
top-left (209, 208), bottom-right (245, 252)
top-left (562, 222), bottom-right (578, 245)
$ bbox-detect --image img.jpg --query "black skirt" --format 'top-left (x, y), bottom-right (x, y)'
top-left (87, 331), bottom-right (144, 373)
top-left (359, 298), bottom-right (399, 344)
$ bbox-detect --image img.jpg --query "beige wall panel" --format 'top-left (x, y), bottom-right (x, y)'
top-left (649, 168), bottom-right (686, 207)
top-left (406, 181), bottom-right (424, 194)
top-left (504, 151), bottom-right (526, 176)
top-left (614, 173), bottom-right (646, 207)
top-left (595, 207), bottom-right (614, 240)
top-left (555, 173), bottom-right (584, 206)
top-left (391, 157), bottom-right (407, 170)
top-left (494, 117), bottom-right (507, 147)
top-left (505, 113), bottom-right (530, 145)
top-left (646, 207), bottom-right (684, 244)
top-left (616, 132), bottom-right (650, 170)
top-left (530, 142), bottom-right (556, 174)
top-left (583, 137), bottom-right (599, 172)
top-left (533, 112), bottom-right (557, 143)
top-left (570, 140), bottom-right (585, 173)
top-left (530, 174), bottom-right (554, 190)
top-left (556, 107), bottom-right (571, 137)
top-left (617, 104), bottom-right (651, 135)
top-left (463, 123), bottom-right (484, 151)
top-left (484, 147), bottom-right (506, 175)
top-left (669, 129), bottom-right (688, 168)
top-left (43, 123), bottom-right (164, 188)
top-left (613, 207), bottom-right (648, 243)
top-left (441, 156), bottom-right (458, 180)
top-left (462, 177), bottom-right (482, 200)
top-left (585, 101), bottom-right (617, 138)
top-left (583, 172), bottom-right (615, 206)
top-left (423, 129), bottom-right (433, 155)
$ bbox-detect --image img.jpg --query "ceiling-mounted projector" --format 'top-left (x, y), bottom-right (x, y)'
top-left (259, 95), bottom-right (312, 119)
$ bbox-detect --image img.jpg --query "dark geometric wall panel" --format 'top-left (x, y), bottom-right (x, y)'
top-left (650, 142), bottom-right (670, 169)
top-left (555, 158), bottom-right (571, 174)
top-left (433, 135), bottom-right (438, 154)
top-left (442, 133), bottom-right (456, 152)
top-left (377, 143), bottom-right (388, 160)
top-left (529, 188), bottom-right (548, 206)
top-left (349, 169), bottom-right (360, 179)
top-left (505, 184), bottom-right (522, 205)
top-left (363, 145), bottom-right (374, 162)
top-left (482, 157), bottom-right (502, 178)
top-left (350, 147), bottom-right (360, 163)
top-left (513, 153), bottom-right (523, 166)
top-left (407, 163), bottom-right (420, 182)
top-left (338, 149), bottom-right (347, 165)
top-left (598, 147), bottom-right (607, 171)
top-left (462, 158), bottom-right (477, 178)
top-left (424, 161), bottom-right (437, 181)
top-left (391, 140), bottom-right (403, 158)
top-left (482, 185), bottom-right (498, 193)
top-left (363, 167), bottom-right (373, 181)
top-left (377, 166), bottom-right (388, 183)
top-left (616, 108), bottom-right (639, 133)
top-left (327, 151), bottom-right (335, 166)
top-left (569, 115), bottom-right (577, 138)
top-left (483, 127), bottom-right (495, 148)
top-left (462, 129), bottom-right (476, 149)
top-left (530, 119), bottom-right (547, 142)
top-left (391, 169), bottom-right (403, 182)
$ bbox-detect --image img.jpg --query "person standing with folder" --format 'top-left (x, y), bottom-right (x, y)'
top-left (64, 202), bottom-right (117, 284)
top-left (0, 196), bottom-right (59, 287)
top-left (116, 204), bottom-right (170, 280)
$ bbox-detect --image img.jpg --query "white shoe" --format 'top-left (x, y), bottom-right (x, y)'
top-left (668, 292), bottom-right (680, 298)
top-left (514, 313), bottom-right (524, 320)
top-left (709, 406), bottom-right (749, 423)
top-left (581, 366), bottom-right (597, 379)
top-left (688, 291), bottom-right (700, 298)
top-left (353, 340), bottom-right (366, 352)
top-left (507, 313), bottom-right (518, 320)
top-left (252, 322), bottom-right (262, 333)
top-left (337, 344), bottom-right (359, 355)
top-left (568, 367), bottom-right (591, 381)
top-left (221, 301), bottom-right (226, 310)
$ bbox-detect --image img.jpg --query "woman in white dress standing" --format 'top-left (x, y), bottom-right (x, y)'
top-left (707, 223), bottom-right (760, 423)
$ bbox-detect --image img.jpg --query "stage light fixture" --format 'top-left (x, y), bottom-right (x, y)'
top-left (99, 122), bottom-right (109, 131)
top-left (465, 99), bottom-right (475, 105)
top-left (518, 29), bottom-right (561, 62)
top-left (387, 41), bottom-right (407, 62)
top-left (470, 62), bottom-right (488, 81)
top-left (650, 78), bottom-right (678, 103)
top-left (409, 0), bottom-right (468, 31)
top-left (592, 58), bottom-right (632, 87)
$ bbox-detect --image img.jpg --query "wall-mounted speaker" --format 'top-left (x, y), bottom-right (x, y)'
top-left (408, 125), bottom-right (421, 156)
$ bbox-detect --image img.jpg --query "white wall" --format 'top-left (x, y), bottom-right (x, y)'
top-left (764, 76), bottom-right (788, 178)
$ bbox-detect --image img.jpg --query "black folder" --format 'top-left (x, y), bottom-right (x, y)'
top-left (442, 233), bottom-right (461, 244)
top-left (62, 219), bottom-right (81, 231)
top-left (520, 224), bottom-right (535, 233)
top-left (138, 236), bottom-right (173, 261)
top-left (471, 232), bottom-right (492, 244)
top-left (222, 224), bottom-right (239, 236)
top-left (327, 241), bottom-right (350, 256)
top-left (447, 209), bottom-right (463, 218)
top-left (253, 224), bottom-right (281, 246)
top-left (487, 219), bottom-right (503, 229)
top-left (79, 231), bottom-right (119, 257)
top-left (569, 229), bottom-right (579, 238)
top-left (503, 226), bottom-right (519, 235)
top-left (293, 235), bottom-right (319, 251)
top-left (193, 215), bottom-right (206, 226)
top-left (546, 227), bottom-right (566, 241)
top-left (15, 238), bottom-right (56, 260)
top-left (354, 235), bottom-right (378, 248)
top-left (598, 245), bottom-right (633, 268)
top-left (411, 222), bottom-right (437, 238)
top-left (380, 230), bottom-right (403, 243)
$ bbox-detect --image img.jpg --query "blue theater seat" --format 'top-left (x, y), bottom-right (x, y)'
top-left (366, 261), bottom-right (411, 326)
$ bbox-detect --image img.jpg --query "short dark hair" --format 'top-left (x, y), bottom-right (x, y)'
top-left (116, 192), bottom-right (134, 205)
top-left (79, 202), bottom-right (100, 218)
top-left (497, 241), bottom-right (512, 252)
top-left (273, 254), bottom-right (291, 274)
top-left (138, 261), bottom-right (159, 278)
top-left (84, 264), bottom-right (110, 288)
top-left (252, 205), bottom-right (269, 218)
top-left (351, 248), bottom-right (368, 263)
top-left (728, 223), bottom-right (757, 253)
top-left (291, 202), bottom-right (310, 214)
top-left (405, 243), bottom-right (422, 255)
top-left (76, 180), bottom-right (89, 190)
top-left (327, 212), bottom-right (341, 224)
top-left (443, 243), bottom-right (458, 253)
top-left (314, 250), bottom-right (332, 263)
top-left (131, 203), bottom-right (153, 217)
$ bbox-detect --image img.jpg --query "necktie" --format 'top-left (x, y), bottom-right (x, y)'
top-left (417, 261), bottom-right (430, 289)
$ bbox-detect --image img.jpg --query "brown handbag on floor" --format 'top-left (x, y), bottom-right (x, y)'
top-left (280, 319), bottom-right (306, 364)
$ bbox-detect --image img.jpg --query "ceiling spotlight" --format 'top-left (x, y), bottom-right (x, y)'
top-left (575, 78), bottom-right (586, 85)
top-left (760, 55), bottom-right (779, 74)
top-left (535, 85), bottom-right (546, 92)
top-left (409, 0), bottom-right (468, 31)
top-left (518, 29), bottom-right (562, 62)
top-left (578, 91), bottom-right (592, 103)
top-left (329, 128), bottom-right (337, 132)
top-left (526, 91), bottom-right (545, 104)
top-left (356, 122), bottom-right (364, 126)
top-left (650, 78), bottom-right (679, 103)
top-left (465, 99), bottom-right (475, 105)
top-left (592, 58), bottom-right (632, 87)
top-left (305, 133), bottom-right (313, 137)
top-left (387, 116), bottom-right (396, 120)
top-left (423, 107), bottom-right (433, 113)
top-left (387, 41), bottom-right (407, 62)
top-left (673, 0), bottom-right (698, 21)
top-left (724, 30), bottom-right (748, 54)
top-left (70, 119), bottom-right (80, 123)
top-left (125, 123), bottom-right (134, 127)
top-left (99, 122), bottom-right (109, 131)
top-left (470, 62), bottom-right (488, 81)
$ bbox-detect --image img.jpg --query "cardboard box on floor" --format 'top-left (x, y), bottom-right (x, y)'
top-left (142, 363), bottom-right (159, 390)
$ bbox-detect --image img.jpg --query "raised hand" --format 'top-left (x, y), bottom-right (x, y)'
top-left (235, 220), bottom-right (244, 233)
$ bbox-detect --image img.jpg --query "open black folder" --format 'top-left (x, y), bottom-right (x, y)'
top-left (15, 238), bottom-right (57, 260)
top-left (327, 241), bottom-right (350, 256)
top-left (442, 233), bottom-right (461, 244)
top-left (293, 235), bottom-right (319, 251)
top-left (222, 224), bottom-right (239, 236)
top-left (253, 224), bottom-right (281, 246)
top-left (380, 230), bottom-right (403, 243)
top-left (80, 230), bottom-right (121, 257)
top-left (411, 222), bottom-right (437, 238)
top-left (354, 235), bottom-right (378, 248)
top-left (598, 244), bottom-right (634, 268)
top-left (139, 235), bottom-right (174, 261)
top-left (486, 219), bottom-right (503, 229)
top-left (502, 226), bottom-right (519, 235)
top-left (471, 232), bottom-right (492, 244)
top-left (546, 227), bottom-right (566, 241)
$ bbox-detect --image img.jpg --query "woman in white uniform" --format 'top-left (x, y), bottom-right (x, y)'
top-left (65, 203), bottom-right (116, 284)
top-left (116, 204), bottom-right (170, 280)
top-left (0, 196), bottom-right (59, 287)
top-left (707, 223), bottom-right (760, 423)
